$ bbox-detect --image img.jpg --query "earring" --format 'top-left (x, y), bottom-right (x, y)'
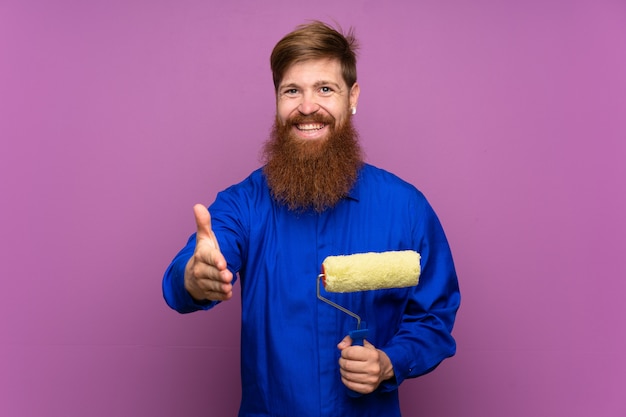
top-left (351, 107), bottom-right (357, 115)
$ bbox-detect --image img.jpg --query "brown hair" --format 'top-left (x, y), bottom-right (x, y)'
top-left (270, 21), bottom-right (359, 92)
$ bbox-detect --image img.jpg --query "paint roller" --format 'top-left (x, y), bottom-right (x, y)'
top-left (317, 250), bottom-right (421, 342)
top-left (316, 250), bottom-right (421, 395)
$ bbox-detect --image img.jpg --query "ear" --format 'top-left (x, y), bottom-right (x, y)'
top-left (349, 82), bottom-right (360, 109)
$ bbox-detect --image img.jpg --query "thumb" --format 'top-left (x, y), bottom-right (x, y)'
top-left (193, 204), bottom-right (217, 248)
top-left (337, 335), bottom-right (353, 350)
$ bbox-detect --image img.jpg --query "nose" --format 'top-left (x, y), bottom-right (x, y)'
top-left (298, 92), bottom-right (320, 115)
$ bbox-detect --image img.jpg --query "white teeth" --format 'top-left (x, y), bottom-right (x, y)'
top-left (297, 123), bottom-right (325, 131)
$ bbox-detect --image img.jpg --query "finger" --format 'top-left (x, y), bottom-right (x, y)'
top-left (363, 340), bottom-right (375, 349)
top-left (203, 289), bottom-right (233, 302)
top-left (337, 335), bottom-right (352, 350)
top-left (340, 375), bottom-right (376, 395)
top-left (191, 257), bottom-right (232, 283)
top-left (194, 273), bottom-right (234, 298)
top-left (340, 345), bottom-right (378, 364)
top-left (192, 204), bottom-right (229, 271)
top-left (194, 242), bottom-right (230, 274)
top-left (339, 353), bottom-right (381, 381)
top-left (193, 204), bottom-right (215, 244)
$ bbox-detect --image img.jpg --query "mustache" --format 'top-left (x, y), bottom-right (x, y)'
top-left (286, 113), bottom-right (335, 126)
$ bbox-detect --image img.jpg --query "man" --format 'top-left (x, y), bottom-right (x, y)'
top-left (163, 21), bottom-right (460, 417)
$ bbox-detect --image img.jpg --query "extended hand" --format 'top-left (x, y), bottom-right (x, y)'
top-left (337, 336), bottom-right (395, 394)
top-left (184, 204), bottom-right (233, 301)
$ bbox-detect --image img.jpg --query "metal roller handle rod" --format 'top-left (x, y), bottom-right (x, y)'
top-left (317, 274), bottom-right (363, 330)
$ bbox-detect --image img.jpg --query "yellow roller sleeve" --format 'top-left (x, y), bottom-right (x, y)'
top-left (321, 250), bottom-right (421, 293)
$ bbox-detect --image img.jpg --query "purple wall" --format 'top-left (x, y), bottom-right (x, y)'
top-left (1, 0), bottom-right (624, 416)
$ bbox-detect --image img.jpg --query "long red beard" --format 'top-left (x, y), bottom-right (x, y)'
top-left (262, 113), bottom-right (363, 213)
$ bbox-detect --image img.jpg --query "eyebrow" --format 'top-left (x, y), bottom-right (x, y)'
top-left (279, 80), bottom-right (343, 91)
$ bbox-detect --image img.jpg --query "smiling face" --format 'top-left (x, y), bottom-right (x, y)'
top-left (276, 58), bottom-right (360, 144)
top-left (262, 57), bottom-right (363, 212)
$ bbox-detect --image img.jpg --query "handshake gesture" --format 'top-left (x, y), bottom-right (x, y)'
top-left (184, 204), bottom-right (234, 302)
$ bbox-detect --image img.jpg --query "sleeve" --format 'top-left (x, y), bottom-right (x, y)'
top-left (162, 183), bottom-right (249, 314)
top-left (379, 196), bottom-right (461, 390)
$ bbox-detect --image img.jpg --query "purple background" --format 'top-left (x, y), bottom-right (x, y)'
top-left (1, 0), bottom-right (625, 416)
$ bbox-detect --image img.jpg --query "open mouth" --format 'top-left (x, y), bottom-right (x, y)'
top-left (296, 123), bottom-right (326, 131)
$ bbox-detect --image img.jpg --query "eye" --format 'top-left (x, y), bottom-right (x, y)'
top-left (282, 88), bottom-right (299, 96)
top-left (319, 86), bottom-right (333, 94)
